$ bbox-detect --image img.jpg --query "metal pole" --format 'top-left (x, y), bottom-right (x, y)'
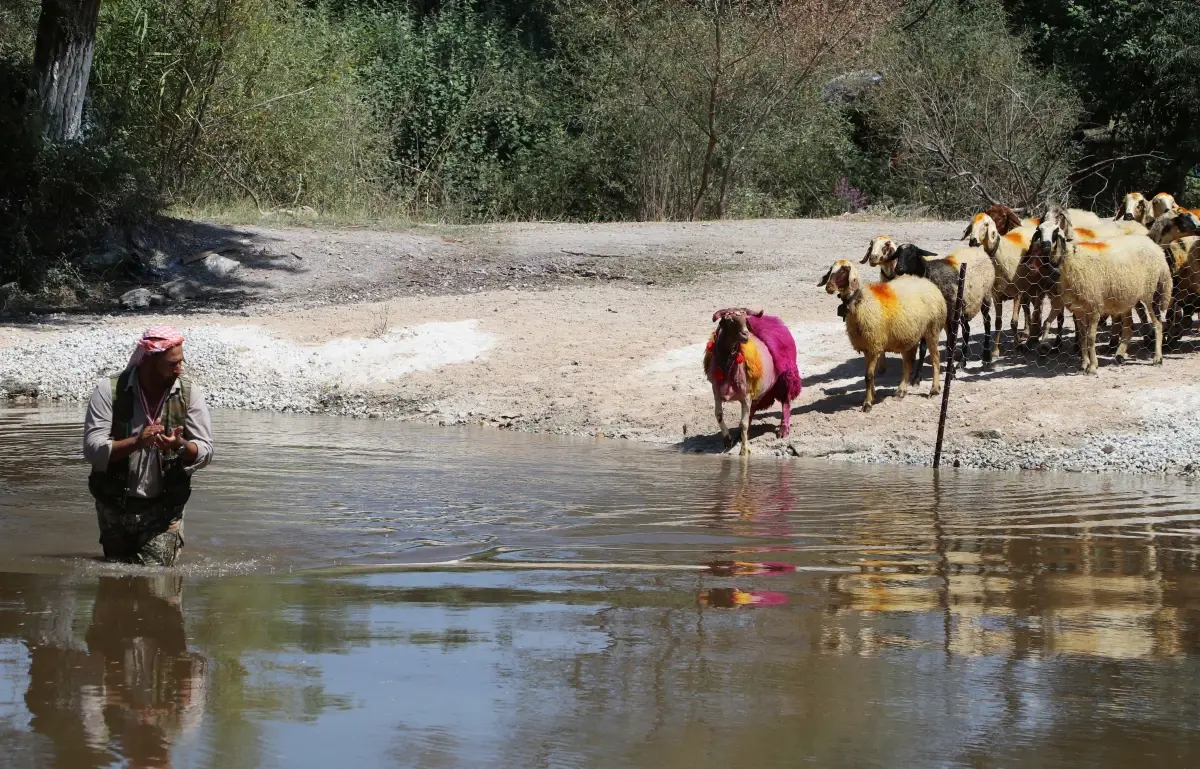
top-left (933, 263), bottom-right (968, 469)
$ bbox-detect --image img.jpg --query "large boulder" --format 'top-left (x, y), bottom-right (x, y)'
top-left (120, 287), bottom-right (154, 310)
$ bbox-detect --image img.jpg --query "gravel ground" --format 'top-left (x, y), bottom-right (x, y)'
top-left (3, 215), bottom-right (1199, 476)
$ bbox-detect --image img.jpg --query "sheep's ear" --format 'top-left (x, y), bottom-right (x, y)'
top-left (860, 249), bottom-right (871, 264)
top-left (817, 268), bottom-right (832, 287)
top-left (712, 309), bottom-right (726, 322)
top-left (959, 222), bottom-right (973, 240)
top-left (915, 246), bottom-right (937, 258)
top-left (748, 308), bottom-right (764, 317)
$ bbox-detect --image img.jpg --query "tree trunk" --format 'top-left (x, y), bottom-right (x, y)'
top-left (33, 0), bottom-right (102, 143)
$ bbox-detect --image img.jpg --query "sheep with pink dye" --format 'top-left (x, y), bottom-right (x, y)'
top-left (703, 308), bottom-right (802, 455)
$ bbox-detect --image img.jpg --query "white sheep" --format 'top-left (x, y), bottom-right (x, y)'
top-left (862, 236), bottom-right (901, 279)
top-left (1164, 236), bottom-right (1200, 346)
top-left (819, 260), bottom-right (946, 411)
top-left (964, 212), bottom-right (1035, 352)
top-left (1152, 192), bottom-right (1179, 220)
top-left (1029, 210), bottom-right (1172, 373)
top-left (1116, 192), bottom-right (1153, 225)
top-left (1148, 209), bottom-right (1200, 244)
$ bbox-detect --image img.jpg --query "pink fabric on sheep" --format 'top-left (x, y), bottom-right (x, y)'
top-left (746, 313), bottom-right (801, 412)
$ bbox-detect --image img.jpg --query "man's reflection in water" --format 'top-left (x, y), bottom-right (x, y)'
top-left (24, 575), bottom-right (207, 769)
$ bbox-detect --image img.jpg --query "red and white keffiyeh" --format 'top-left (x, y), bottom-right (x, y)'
top-left (127, 325), bottom-right (185, 370)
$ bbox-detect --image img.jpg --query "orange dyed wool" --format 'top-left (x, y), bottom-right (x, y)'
top-left (740, 341), bottom-right (764, 394)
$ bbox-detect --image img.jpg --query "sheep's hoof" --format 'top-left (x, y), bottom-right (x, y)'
top-left (740, 445), bottom-right (750, 456)
top-left (1115, 354), bottom-right (1126, 365)
top-left (929, 387), bottom-right (942, 398)
top-left (896, 390), bottom-right (907, 401)
top-left (722, 435), bottom-right (734, 450)
top-left (862, 402), bottom-right (873, 413)
top-left (1154, 357), bottom-right (1164, 366)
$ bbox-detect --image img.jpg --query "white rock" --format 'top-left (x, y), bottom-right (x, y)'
top-left (203, 254), bottom-right (242, 279)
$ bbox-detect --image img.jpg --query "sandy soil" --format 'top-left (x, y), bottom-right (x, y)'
top-left (4, 216), bottom-right (1200, 473)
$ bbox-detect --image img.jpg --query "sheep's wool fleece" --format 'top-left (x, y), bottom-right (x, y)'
top-left (746, 313), bottom-right (802, 408)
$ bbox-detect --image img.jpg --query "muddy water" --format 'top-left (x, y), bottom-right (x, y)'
top-left (3, 408), bottom-right (1200, 767)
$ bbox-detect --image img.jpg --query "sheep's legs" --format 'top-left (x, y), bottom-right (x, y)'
top-left (1152, 302), bottom-right (1165, 364)
top-left (778, 396), bottom-right (792, 439)
top-left (1081, 314), bottom-right (1099, 374)
top-left (1037, 298), bottom-right (1065, 352)
top-left (959, 316), bottom-right (973, 368)
top-left (926, 328), bottom-right (942, 397)
top-left (909, 341), bottom-right (925, 386)
top-left (1115, 313), bottom-right (1134, 364)
top-left (990, 293), bottom-right (1004, 360)
top-left (714, 392), bottom-right (731, 449)
top-left (863, 352), bottom-right (879, 412)
top-left (981, 298), bottom-right (994, 366)
top-left (898, 348), bottom-right (915, 399)
top-left (738, 395), bottom-right (752, 456)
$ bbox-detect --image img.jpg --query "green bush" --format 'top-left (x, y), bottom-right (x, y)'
top-left (91, 0), bottom-right (387, 211)
top-left (354, 4), bottom-right (567, 219)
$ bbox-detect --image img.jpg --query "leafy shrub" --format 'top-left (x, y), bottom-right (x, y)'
top-left (354, 4), bottom-right (565, 218)
top-left (91, 0), bottom-right (387, 211)
top-left (862, 0), bottom-right (1083, 215)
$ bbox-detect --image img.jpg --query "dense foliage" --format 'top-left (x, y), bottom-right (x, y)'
top-left (1, 0), bottom-right (1197, 288)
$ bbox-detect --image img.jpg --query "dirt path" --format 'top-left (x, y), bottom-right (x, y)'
top-left (4, 216), bottom-right (1199, 474)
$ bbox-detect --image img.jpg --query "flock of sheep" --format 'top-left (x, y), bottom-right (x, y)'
top-left (704, 191), bottom-right (1200, 454)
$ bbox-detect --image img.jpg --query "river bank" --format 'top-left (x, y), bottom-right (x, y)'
top-left (2, 216), bottom-right (1199, 475)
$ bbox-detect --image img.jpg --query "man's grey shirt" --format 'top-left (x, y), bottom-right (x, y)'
top-left (83, 373), bottom-right (214, 498)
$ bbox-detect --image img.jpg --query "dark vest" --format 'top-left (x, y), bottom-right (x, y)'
top-left (87, 369), bottom-right (192, 509)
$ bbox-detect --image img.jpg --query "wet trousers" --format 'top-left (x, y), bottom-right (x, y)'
top-left (95, 496), bottom-right (186, 567)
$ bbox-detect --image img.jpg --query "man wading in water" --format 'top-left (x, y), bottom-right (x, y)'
top-left (83, 327), bottom-right (213, 566)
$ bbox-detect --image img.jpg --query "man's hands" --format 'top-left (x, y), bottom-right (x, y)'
top-left (151, 425), bottom-right (187, 452)
top-left (114, 421), bottom-right (193, 465)
top-left (135, 421), bottom-right (166, 449)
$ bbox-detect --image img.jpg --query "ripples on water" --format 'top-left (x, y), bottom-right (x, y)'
top-left (2, 407), bottom-right (1200, 767)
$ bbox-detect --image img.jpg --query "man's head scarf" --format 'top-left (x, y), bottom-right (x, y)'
top-left (128, 326), bottom-right (185, 370)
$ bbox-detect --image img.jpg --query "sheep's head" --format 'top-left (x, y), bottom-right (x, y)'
top-left (1116, 192), bottom-right (1151, 224)
top-left (1029, 210), bottom-right (1071, 263)
top-left (818, 260), bottom-right (859, 298)
top-left (1149, 210), bottom-right (1200, 244)
top-left (964, 213), bottom-right (1001, 252)
top-left (890, 244), bottom-right (936, 277)
top-left (981, 204), bottom-right (1022, 235)
top-left (1152, 192), bottom-right (1179, 220)
top-left (861, 236), bottom-right (896, 266)
top-left (711, 308), bottom-right (761, 352)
